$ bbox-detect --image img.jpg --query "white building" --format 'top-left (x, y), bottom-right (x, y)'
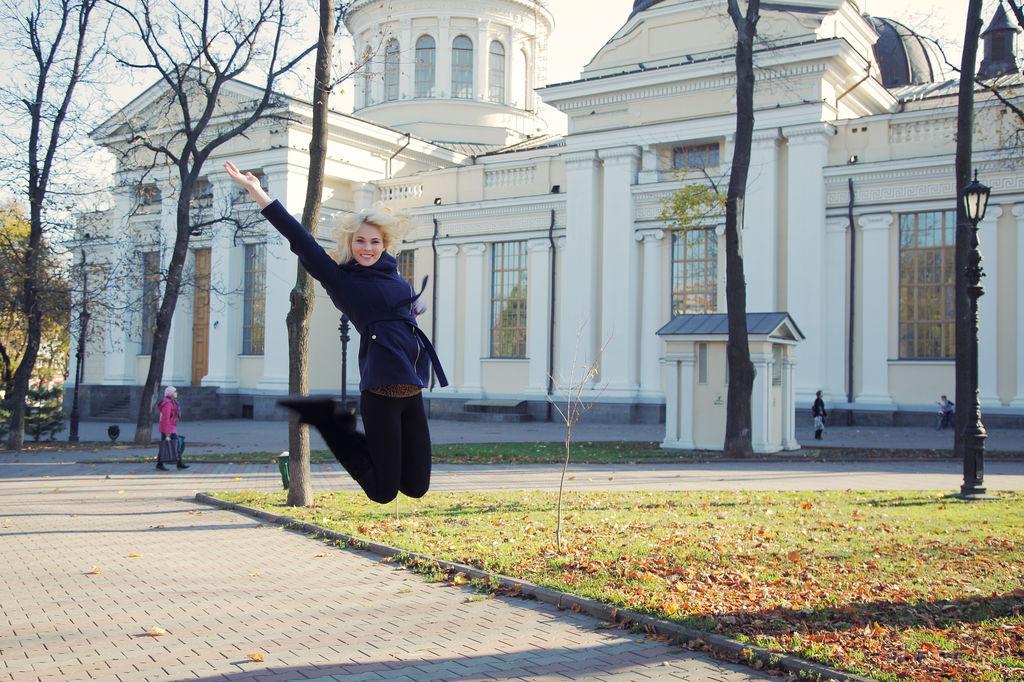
top-left (72, 0), bottom-right (1024, 427)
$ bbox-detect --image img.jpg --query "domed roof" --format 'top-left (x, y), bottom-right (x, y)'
top-left (865, 16), bottom-right (945, 88)
top-left (630, 0), bottom-right (666, 18)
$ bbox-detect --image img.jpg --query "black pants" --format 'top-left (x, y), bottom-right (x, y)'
top-left (317, 391), bottom-right (432, 504)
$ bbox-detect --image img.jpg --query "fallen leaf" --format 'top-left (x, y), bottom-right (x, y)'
top-left (128, 553), bottom-right (142, 558)
top-left (87, 566), bottom-right (102, 575)
top-left (145, 626), bottom-right (166, 637)
top-left (117, 490), bottom-right (125, 495)
top-left (801, 501), bottom-right (814, 510)
top-left (786, 551), bottom-right (802, 563)
top-left (246, 652), bottom-right (264, 662)
top-left (313, 553), bottom-right (327, 558)
top-left (452, 572), bottom-right (470, 585)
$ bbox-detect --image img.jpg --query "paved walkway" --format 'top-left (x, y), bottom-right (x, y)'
top-left (0, 464), bottom-right (769, 682)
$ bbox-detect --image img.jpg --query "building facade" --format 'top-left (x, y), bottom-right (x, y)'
top-left (72, 0), bottom-right (1024, 426)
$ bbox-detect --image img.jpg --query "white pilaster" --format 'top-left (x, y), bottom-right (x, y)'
top-left (257, 163), bottom-right (308, 393)
top-left (435, 244), bottom-right (459, 391)
top-left (638, 230), bottom-right (666, 396)
top-left (598, 146), bottom-right (641, 396)
top-left (158, 181), bottom-right (189, 386)
top-left (475, 20), bottom-right (489, 101)
top-left (638, 145), bottom-right (660, 184)
top-left (437, 16), bottom-right (451, 98)
top-left (203, 177), bottom-right (241, 389)
top-left (399, 19), bottom-right (413, 100)
top-left (856, 213), bottom-right (894, 406)
top-left (526, 238), bottom-right (553, 395)
top-left (1013, 205), bottom-right (1024, 408)
top-left (744, 129), bottom-right (780, 311)
top-left (103, 189), bottom-right (138, 385)
top-left (784, 124), bottom-right (831, 403)
top-left (462, 243), bottom-right (486, 395)
top-left (781, 357), bottom-right (799, 450)
top-left (353, 183), bottom-right (376, 211)
top-left (751, 352), bottom-right (772, 452)
top-left (661, 353), bottom-right (696, 449)
top-left (559, 150), bottom-right (601, 378)
top-left (824, 216), bottom-right (849, 402)
top-left (978, 206), bottom-right (1003, 407)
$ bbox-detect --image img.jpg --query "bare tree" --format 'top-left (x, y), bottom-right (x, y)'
top-left (0, 0), bottom-right (107, 449)
top-left (102, 0), bottom-right (317, 444)
top-left (721, 0), bottom-right (761, 458)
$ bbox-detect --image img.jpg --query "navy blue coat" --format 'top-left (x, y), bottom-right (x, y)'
top-left (261, 200), bottom-right (448, 392)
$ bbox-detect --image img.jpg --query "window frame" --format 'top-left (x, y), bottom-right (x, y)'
top-left (489, 240), bottom-right (528, 359)
top-left (384, 38), bottom-right (400, 102)
top-left (242, 243), bottom-right (266, 356)
top-left (898, 210), bottom-right (956, 359)
top-left (488, 40), bottom-right (505, 103)
top-left (451, 35), bottom-right (474, 99)
top-left (672, 142), bottom-right (721, 170)
top-left (671, 227), bottom-right (718, 316)
top-left (414, 34), bottom-right (436, 98)
top-left (140, 251), bottom-right (160, 355)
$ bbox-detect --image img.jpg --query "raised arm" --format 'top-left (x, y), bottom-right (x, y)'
top-left (223, 161), bottom-right (340, 284)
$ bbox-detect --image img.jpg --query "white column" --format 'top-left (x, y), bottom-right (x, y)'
top-left (1012, 205), bottom-right (1024, 408)
top-left (637, 145), bottom-right (660, 184)
top-left (744, 129), bottom-right (780, 311)
top-left (751, 351), bottom-right (771, 452)
top-left (784, 123), bottom-right (831, 403)
top-left (978, 206), bottom-right (1003, 407)
top-left (258, 163), bottom-right (308, 393)
top-left (559, 150), bottom-right (601, 378)
top-left (353, 182), bottom-right (375, 211)
top-left (824, 217), bottom-right (849, 402)
top-left (462, 243), bottom-right (486, 395)
top-left (203, 177), bottom-right (240, 389)
top-left (475, 20), bottom-right (489, 101)
top-left (856, 213), bottom-right (894, 406)
top-left (435, 244), bottom-right (459, 391)
top-left (599, 146), bottom-right (641, 396)
top-left (661, 352), bottom-right (695, 449)
top-left (399, 19), bottom-right (413, 100)
top-left (638, 230), bottom-right (666, 396)
top-left (526, 238), bottom-right (553, 395)
top-left (103, 190), bottom-right (138, 384)
top-left (437, 16), bottom-right (451, 98)
top-left (782, 357), bottom-right (799, 450)
top-left (158, 181), bottom-right (189, 386)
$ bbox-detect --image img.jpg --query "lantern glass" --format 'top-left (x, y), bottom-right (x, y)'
top-left (962, 171), bottom-right (991, 224)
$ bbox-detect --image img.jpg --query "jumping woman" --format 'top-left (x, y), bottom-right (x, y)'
top-left (224, 161), bottom-right (447, 504)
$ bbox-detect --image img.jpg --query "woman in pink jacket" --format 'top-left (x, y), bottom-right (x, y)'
top-left (156, 386), bottom-right (189, 471)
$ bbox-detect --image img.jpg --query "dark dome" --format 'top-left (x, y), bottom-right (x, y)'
top-left (866, 16), bottom-right (945, 88)
top-left (630, 0), bottom-right (666, 18)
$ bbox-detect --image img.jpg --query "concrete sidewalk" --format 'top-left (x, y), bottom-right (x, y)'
top-left (0, 462), bottom-right (769, 682)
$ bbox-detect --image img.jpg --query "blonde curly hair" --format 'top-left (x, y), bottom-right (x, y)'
top-left (330, 206), bottom-right (410, 264)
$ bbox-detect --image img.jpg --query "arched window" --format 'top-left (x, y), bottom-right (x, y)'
top-left (520, 49), bottom-right (530, 110)
top-left (414, 35), bottom-right (435, 98)
top-left (384, 38), bottom-right (400, 101)
top-left (488, 40), bottom-right (505, 103)
top-left (452, 35), bottom-right (474, 99)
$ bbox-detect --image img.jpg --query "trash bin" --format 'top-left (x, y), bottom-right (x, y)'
top-left (276, 451), bottom-right (290, 490)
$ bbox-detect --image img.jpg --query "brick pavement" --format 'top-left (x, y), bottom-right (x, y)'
top-left (0, 465), bottom-right (771, 682)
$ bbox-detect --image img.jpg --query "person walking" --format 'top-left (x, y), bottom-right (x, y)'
top-left (156, 386), bottom-right (189, 470)
top-left (224, 160), bottom-right (447, 505)
top-left (812, 390), bottom-right (827, 440)
top-left (936, 395), bottom-right (955, 430)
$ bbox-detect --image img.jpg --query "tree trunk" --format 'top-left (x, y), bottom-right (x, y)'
top-left (132, 193), bottom-right (193, 444)
top-left (5, 200), bottom-right (45, 451)
top-left (285, 0), bottom-right (334, 506)
top-left (953, 0), bottom-right (984, 461)
top-left (722, 0), bottom-right (759, 458)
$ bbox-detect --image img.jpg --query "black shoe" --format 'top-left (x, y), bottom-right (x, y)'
top-left (176, 462), bottom-right (190, 469)
top-left (277, 396), bottom-right (337, 427)
top-left (156, 463), bottom-right (169, 471)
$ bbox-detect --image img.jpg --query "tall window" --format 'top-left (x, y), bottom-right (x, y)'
top-left (242, 243), bottom-right (266, 355)
top-left (488, 41), bottom-right (505, 103)
top-left (452, 35), bottom-right (473, 99)
top-left (671, 228), bottom-right (718, 314)
top-left (397, 250), bottom-right (415, 289)
top-left (490, 241), bottom-right (528, 358)
top-left (899, 210), bottom-right (956, 358)
top-left (384, 38), bottom-right (400, 101)
top-left (415, 35), bottom-right (436, 97)
top-left (363, 66), bottom-right (373, 107)
top-left (140, 252), bottom-right (160, 355)
top-left (673, 143), bottom-right (720, 170)
top-left (191, 177), bottom-right (213, 209)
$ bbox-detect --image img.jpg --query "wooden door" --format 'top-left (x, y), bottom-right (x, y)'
top-left (191, 248), bottom-right (211, 386)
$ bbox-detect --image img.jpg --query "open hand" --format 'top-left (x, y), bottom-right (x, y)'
top-left (224, 161), bottom-right (272, 208)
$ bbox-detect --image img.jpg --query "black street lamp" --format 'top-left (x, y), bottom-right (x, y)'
top-left (957, 170), bottom-right (993, 499)
top-left (338, 313), bottom-right (351, 408)
top-left (68, 243), bottom-right (90, 442)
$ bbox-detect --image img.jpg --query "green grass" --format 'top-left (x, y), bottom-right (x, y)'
top-left (211, 488), bottom-right (1024, 681)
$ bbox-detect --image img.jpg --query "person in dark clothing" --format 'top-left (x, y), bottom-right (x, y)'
top-left (225, 161), bottom-right (447, 504)
top-left (936, 395), bottom-right (955, 430)
top-left (812, 390), bottom-right (827, 440)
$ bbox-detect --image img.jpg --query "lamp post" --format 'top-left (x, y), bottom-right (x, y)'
top-left (68, 244), bottom-right (90, 442)
top-left (957, 169), bottom-right (992, 499)
top-left (338, 313), bottom-right (351, 407)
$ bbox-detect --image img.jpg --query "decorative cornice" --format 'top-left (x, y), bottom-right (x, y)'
top-left (858, 213), bottom-right (894, 231)
top-left (561, 150), bottom-right (600, 169)
top-left (598, 146), bottom-right (642, 163)
top-left (462, 243), bottom-right (487, 256)
top-left (437, 244), bottom-right (459, 257)
top-left (635, 229), bottom-right (665, 242)
top-left (750, 128), bottom-right (782, 144)
top-left (527, 238), bottom-right (551, 252)
top-left (783, 122), bottom-right (836, 141)
top-left (825, 217), bottom-right (849, 233)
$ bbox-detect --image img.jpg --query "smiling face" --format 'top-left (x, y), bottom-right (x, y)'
top-left (350, 222), bottom-right (386, 267)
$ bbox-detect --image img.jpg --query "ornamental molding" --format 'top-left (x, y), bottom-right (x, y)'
top-left (561, 150), bottom-right (599, 168)
top-left (635, 229), bottom-right (665, 242)
top-left (827, 172), bottom-right (1024, 207)
top-left (1012, 204), bottom-right (1024, 219)
top-left (750, 128), bottom-right (782, 144)
top-left (857, 213), bottom-right (894, 231)
top-left (598, 145), bottom-right (642, 162)
top-left (462, 243), bottom-right (487, 256)
top-left (437, 244), bottom-right (459, 257)
top-left (527, 238), bottom-right (551, 252)
top-left (782, 121), bottom-right (836, 142)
